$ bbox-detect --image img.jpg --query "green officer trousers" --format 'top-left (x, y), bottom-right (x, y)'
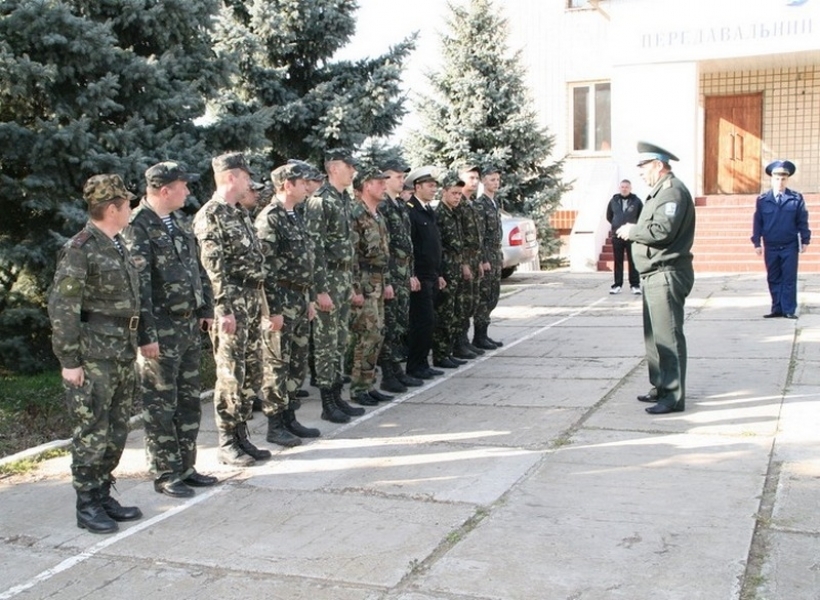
top-left (641, 268), bottom-right (694, 407)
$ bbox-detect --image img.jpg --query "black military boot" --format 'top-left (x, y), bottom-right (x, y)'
top-left (453, 337), bottom-right (478, 359)
top-left (462, 332), bottom-right (485, 355)
top-left (473, 325), bottom-right (497, 350)
top-left (266, 412), bottom-right (303, 447)
top-left (76, 489), bottom-right (118, 534)
top-left (394, 361), bottom-right (423, 387)
top-left (321, 388), bottom-right (350, 423)
top-left (237, 422), bottom-right (273, 459)
top-left (283, 406), bottom-right (320, 438)
top-left (99, 478), bottom-right (142, 522)
top-left (217, 429), bottom-right (255, 466)
top-left (333, 381), bottom-right (365, 417)
top-left (379, 360), bottom-right (407, 393)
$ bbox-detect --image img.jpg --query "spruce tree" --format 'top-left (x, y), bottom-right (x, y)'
top-left (0, 0), bottom-right (233, 372)
top-left (408, 0), bottom-right (567, 260)
top-left (210, 0), bottom-right (416, 167)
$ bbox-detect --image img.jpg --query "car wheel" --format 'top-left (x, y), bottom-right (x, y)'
top-left (501, 267), bottom-right (516, 279)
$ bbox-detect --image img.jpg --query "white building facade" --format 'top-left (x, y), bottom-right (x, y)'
top-left (502, 0), bottom-right (820, 270)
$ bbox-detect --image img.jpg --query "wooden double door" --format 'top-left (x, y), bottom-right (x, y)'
top-left (704, 93), bottom-right (762, 194)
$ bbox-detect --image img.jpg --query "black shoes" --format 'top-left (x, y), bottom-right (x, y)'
top-left (154, 477), bottom-right (195, 498)
top-left (368, 389), bottom-right (394, 402)
top-left (763, 312), bottom-right (783, 318)
top-left (380, 375), bottom-right (407, 393)
top-left (636, 394), bottom-right (658, 403)
top-left (645, 403), bottom-right (685, 415)
top-left (784, 314), bottom-right (798, 319)
top-left (183, 471), bottom-right (218, 487)
top-left (352, 391), bottom-right (379, 406)
top-left (397, 371), bottom-right (424, 386)
top-left (433, 357), bottom-right (460, 369)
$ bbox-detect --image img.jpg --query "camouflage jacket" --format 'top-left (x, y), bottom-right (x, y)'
top-left (377, 194), bottom-right (414, 274)
top-left (254, 199), bottom-right (315, 314)
top-left (476, 193), bottom-right (503, 262)
top-left (350, 200), bottom-right (391, 294)
top-left (193, 194), bottom-right (264, 318)
top-left (303, 182), bottom-right (354, 292)
top-left (48, 222), bottom-right (141, 368)
top-left (435, 201), bottom-right (464, 276)
top-left (457, 197), bottom-right (484, 263)
top-left (123, 198), bottom-right (214, 346)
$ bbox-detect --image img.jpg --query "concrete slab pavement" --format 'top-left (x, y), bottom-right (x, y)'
top-left (2, 271), bottom-right (819, 599)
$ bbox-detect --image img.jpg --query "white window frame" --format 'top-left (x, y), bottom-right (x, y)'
top-left (569, 80), bottom-right (611, 155)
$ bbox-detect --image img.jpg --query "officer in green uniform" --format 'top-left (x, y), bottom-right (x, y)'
top-left (616, 141), bottom-right (696, 415)
top-left (48, 174), bottom-right (143, 534)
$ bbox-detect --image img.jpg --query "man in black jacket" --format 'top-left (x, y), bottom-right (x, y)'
top-left (606, 180), bottom-right (643, 294)
top-left (405, 166), bottom-right (446, 380)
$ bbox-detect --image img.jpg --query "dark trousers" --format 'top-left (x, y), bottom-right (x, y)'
top-left (764, 243), bottom-right (799, 315)
top-left (407, 278), bottom-right (437, 373)
top-left (642, 268), bottom-right (694, 408)
top-left (612, 236), bottom-right (639, 288)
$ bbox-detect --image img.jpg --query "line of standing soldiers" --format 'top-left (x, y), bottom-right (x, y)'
top-left (47, 150), bottom-right (505, 535)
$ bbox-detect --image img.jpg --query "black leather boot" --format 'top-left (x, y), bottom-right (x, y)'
top-left (99, 478), bottom-right (142, 522)
top-left (333, 381), bottom-right (365, 417)
top-left (266, 412), bottom-right (303, 447)
top-left (321, 388), bottom-right (350, 423)
top-left (453, 338), bottom-right (478, 359)
top-left (217, 429), bottom-right (255, 466)
top-left (473, 325), bottom-right (497, 350)
top-left (237, 422), bottom-right (273, 459)
top-left (462, 332), bottom-right (485, 354)
top-left (76, 489), bottom-right (118, 534)
top-left (379, 360), bottom-right (407, 393)
top-left (284, 406), bottom-right (320, 438)
top-left (394, 361), bottom-right (423, 387)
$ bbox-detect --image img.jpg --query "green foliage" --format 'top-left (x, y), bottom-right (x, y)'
top-left (210, 0), bottom-right (417, 167)
top-left (408, 0), bottom-right (568, 259)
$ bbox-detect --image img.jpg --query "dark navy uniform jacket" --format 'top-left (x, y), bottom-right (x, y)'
top-left (751, 189), bottom-right (811, 248)
top-left (407, 196), bottom-right (442, 281)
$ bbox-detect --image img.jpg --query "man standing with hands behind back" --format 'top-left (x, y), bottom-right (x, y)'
top-left (752, 159), bottom-right (810, 320)
top-left (616, 141), bottom-right (695, 415)
top-left (606, 179), bottom-right (643, 295)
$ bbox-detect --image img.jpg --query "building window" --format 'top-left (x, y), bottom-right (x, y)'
top-left (571, 82), bottom-right (611, 152)
top-left (567, 0), bottom-right (587, 7)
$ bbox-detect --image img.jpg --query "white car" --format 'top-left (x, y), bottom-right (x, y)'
top-left (501, 211), bottom-right (540, 278)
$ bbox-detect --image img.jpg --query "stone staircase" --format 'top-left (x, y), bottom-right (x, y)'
top-left (598, 194), bottom-right (820, 273)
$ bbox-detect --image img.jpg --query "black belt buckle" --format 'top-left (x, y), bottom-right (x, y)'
top-left (128, 316), bottom-right (140, 331)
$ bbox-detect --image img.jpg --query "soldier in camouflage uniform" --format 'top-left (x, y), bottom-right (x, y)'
top-left (193, 152), bottom-right (271, 466)
top-left (474, 165), bottom-right (505, 349)
top-left (376, 159), bottom-right (423, 394)
top-left (255, 163), bottom-right (320, 445)
top-left (123, 162), bottom-right (217, 499)
top-left (48, 174), bottom-right (143, 534)
top-left (432, 172), bottom-right (468, 368)
top-left (454, 164), bottom-right (485, 359)
top-left (303, 149), bottom-right (365, 423)
top-left (349, 166), bottom-right (396, 406)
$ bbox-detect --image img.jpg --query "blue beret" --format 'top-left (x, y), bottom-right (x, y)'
top-left (765, 160), bottom-right (796, 176)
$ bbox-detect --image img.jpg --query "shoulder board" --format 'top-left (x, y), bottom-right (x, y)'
top-left (70, 230), bottom-right (93, 248)
top-left (406, 201), bottom-right (414, 208)
top-left (662, 180), bottom-right (672, 190)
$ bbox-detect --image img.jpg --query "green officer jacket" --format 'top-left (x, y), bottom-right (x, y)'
top-left (628, 172), bottom-right (695, 275)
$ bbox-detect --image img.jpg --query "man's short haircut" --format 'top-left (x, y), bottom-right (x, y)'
top-left (621, 179), bottom-right (631, 185)
top-left (89, 197), bottom-right (127, 220)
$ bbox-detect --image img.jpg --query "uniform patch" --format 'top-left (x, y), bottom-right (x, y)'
top-left (58, 277), bottom-right (82, 297)
top-left (131, 255), bottom-right (147, 271)
top-left (664, 203), bottom-right (677, 217)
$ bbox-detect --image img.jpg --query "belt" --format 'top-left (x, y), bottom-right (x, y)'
top-left (81, 311), bottom-right (139, 331)
top-left (327, 260), bottom-right (352, 272)
top-left (277, 280), bottom-right (310, 293)
top-left (160, 308), bottom-right (194, 319)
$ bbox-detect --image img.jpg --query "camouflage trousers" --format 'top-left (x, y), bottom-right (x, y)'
top-left (433, 261), bottom-right (462, 361)
top-left (65, 358), bottom-right (136, 492)
top-left (457, 255), bottom-right (482, 336)
top-left (312, 269), bottom-right (352, 389)
top-left (209, 288), bottom-right (262, 433)
top-left (350, 272), bottom-right (386, 395)
top-left (261, 288), bottom-right (310, 415)
top-left (475, 252), bottom-right (503, 328)
top-left (137, 313), bottom-right (202, 481)
top-left (379, 260), bottom-right (411, 364)
top-left (241, 291), bottom-right (264, 403)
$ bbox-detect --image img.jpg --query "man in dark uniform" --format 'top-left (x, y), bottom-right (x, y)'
top-left (405, 166), bottom-right (446, 380)
top-left (124, 161), bottom-right (217, 499)
top-left (48, 174), bottom-right (143, 533)
top-left (752, 160), bottom-right (810, 319)
top-left (606, 179), bottom-right (643, 294)
top-left (616, 141), bottom-right (695, 415)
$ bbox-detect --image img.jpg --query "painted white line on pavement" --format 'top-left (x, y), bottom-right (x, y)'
top-left (327, 297), bottom-right (608, 436)
top-left (0, 484), bottom-right (225, 600)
